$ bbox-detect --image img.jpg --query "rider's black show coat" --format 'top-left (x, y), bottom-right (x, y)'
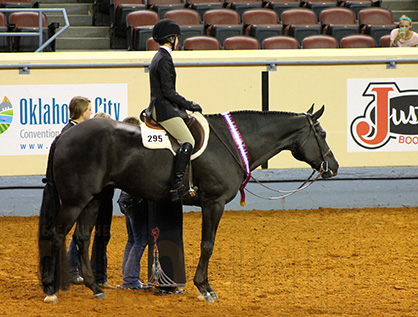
top-left (146, 47), bottom-right (194, 122)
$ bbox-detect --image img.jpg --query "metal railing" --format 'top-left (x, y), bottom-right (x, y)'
top-left (0, 8), bottom-right (69, 52)
top-left (0, 57), bottom-right (416, 74)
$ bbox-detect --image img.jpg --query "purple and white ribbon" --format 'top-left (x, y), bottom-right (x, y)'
top-left (222, 112), bottom-right (251, 206)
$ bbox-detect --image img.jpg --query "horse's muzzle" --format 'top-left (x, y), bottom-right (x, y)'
top-left (321, 161), bottom-right (338, 179)
top-left (321, 169), bottom-right (336, 179)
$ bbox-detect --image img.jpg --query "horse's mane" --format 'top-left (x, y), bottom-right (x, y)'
top-left (206, 110), bottom-right (300, 118)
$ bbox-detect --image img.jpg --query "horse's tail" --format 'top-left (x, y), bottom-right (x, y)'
top-left (38, 138), bottom-right (70, 295)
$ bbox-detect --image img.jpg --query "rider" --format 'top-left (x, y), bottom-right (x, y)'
top-left (145, 19), bottom-right (202, 202)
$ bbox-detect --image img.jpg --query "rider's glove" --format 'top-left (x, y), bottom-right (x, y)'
top-left (191, 102), bottom-right (202, 112)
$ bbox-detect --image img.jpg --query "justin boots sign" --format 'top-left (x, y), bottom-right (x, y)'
top-left (347, 79), bottom-right (418, 152)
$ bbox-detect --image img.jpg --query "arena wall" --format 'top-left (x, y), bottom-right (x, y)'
top-left (0, 48), bottom-right (417, 176)
top-left (0, 48), bottom-right (417, 215)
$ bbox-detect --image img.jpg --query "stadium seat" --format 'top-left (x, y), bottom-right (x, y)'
top-left (0, 12), bottom-right (9, 52)
top-left (126, 10), bottom-right (159, 51)
top-left (224, 35), bottom-right (260, 49)
top-left (165, 9), bottom-right (204, 49)
top-left (146, 37), bottom-right (159, 50)
top-left (224, 0), bottom-right (263, 23)
top-left (358, 7), bottom-right (396, 46)
top-left (301, 0), bottom-right (337, 22)
top-left (379, 34), bottom-right (390, 47)
top-left (302, 34), bottom-right (338, 48)
top-left (109, 0), bottom-right (146, 38)
top-left (320, 7), bottom-right (359, 46)
top-left (340, 34), bottom-right (375, 48)
top-left (148, 0), bottom-right (185, 19)
top-left (9, 12), bottom-right (57, 52)
top-left (0, 0), bottom-right (33, 23)
top-left (185, 0), bottom-right (223, 23)
top-left (263, 0), bottom-right (299, 23)
top-left (243, 9), bottom-right (282, 45)
top-left (261, 35), bottom-right (298, 49)
top-left (340, 0), bottom-right (372, 20)
top-left (204, 9), bottom-right (242, 48)
top-left (282, 8), bottom-right (321, 47)
top-left (183, 35), bottom-right (220, 50)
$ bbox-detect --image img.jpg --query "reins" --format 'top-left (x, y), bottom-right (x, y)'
top-left (209, 113), bottom-right (331, 201)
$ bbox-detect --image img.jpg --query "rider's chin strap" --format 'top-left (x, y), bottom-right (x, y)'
top-left (221, 112), bottom-right (251, 206)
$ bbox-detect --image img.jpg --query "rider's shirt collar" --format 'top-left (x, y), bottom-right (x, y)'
top-left (160, 45), bottom-right (172, 56)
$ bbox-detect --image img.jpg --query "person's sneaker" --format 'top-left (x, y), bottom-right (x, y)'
top-left (70, 276), bottom-right (84, 285)
top-left (138, 281), bottom-right (152, 289)
top-left (97, 281), bottom-right (113, 288)
top-left (116, 282), bottom-right (152, 290)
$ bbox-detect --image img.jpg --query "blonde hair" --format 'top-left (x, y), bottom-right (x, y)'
top-left (123, 116), bottom-right (140, 126)
top-left (69, 96), bottom-right (91, 120)
top-left (94, 112), bottom-right (111, 119)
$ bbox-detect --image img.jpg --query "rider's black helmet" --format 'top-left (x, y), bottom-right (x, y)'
top-left (152, 19), bottom-right (181, 44)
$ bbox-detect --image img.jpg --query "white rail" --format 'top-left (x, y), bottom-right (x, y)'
top-left (0, 8), bottom-right (69, 52)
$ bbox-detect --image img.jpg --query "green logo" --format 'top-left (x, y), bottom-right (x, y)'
top-left (0, 96), bottom-right (13, 135)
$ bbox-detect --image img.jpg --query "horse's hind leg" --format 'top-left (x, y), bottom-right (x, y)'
top-left (73, 198), bottom-right (106, 298)
top-left (43, 204), bottom-right (86, 300)
top-left (194, 201), bottom-right (225, 302)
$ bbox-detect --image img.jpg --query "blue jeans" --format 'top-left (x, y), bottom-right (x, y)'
top-left (67, 238), bottom-right (80, 280)
top-left (122, 203), bottom-right (148, 287)
top-left (118, 192), bottom-right (148, 288)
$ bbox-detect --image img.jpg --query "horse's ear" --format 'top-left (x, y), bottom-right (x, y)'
top-left (312, 105), bottom-right (325, 121)
top-left (307, 104), bottom-right (315, 114)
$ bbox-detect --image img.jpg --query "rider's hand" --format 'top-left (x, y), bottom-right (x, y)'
top-left (191, 102), bottom-right (202, 112)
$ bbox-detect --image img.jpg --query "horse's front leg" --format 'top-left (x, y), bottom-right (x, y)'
top-left (194, 200), bottom-right (225, 302)
top-left (73, 199), bottom-right (105, 298)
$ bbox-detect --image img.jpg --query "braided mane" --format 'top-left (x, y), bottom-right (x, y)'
top-left (207, 110), bottom-right (300, 118)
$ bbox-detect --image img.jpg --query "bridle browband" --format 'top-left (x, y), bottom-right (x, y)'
top-left (210, 113), bottom-right (333, 201)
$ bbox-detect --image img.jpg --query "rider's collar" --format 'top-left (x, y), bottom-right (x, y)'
top-left (160, 45), bottom-right (172, 56)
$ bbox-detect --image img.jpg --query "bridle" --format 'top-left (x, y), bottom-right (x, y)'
top-left (304, 114), bottom-right (331, 176)
top-left (211, 113), bottom-right (333, 201)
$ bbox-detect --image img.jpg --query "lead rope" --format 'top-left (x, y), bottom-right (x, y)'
top-left (148, 227), bottom-right (178, 287)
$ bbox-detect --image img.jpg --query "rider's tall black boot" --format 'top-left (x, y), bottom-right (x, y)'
top-left (170, 142), bottom-right (193, 202)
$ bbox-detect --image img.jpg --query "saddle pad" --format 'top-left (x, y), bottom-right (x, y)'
top-left (140, 112), bottom-right (209, 160)
top-left (141, 124), bottom-right (176, 155)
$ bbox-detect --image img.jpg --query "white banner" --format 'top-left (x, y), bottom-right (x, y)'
top-left (0, 83), bottom-right (128, 156)
top-left (347, 78), bottom-right (418, 152)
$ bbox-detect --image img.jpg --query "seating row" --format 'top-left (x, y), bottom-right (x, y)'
top-left (0, 12), bottom-right (59, 52)
top-left (145, 33), bottom-right (390, 50)
top-left (96, 0), bottom-right (380, 24)
top-left (125, 7), bottom-right (396, 50)
top-left (102, 0), bottom-right (385, 47)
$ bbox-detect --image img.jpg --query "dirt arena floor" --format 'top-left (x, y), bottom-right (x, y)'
top-left (1, 207), bottom-right (417, 316)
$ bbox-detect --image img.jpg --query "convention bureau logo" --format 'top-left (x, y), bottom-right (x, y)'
top-left (350, 82), bottom-right (418, 150)
top-left (0, 96), bottom-right (13, 135)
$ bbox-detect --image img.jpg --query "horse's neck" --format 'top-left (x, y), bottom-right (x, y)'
top-left (216, 112), bottom-right (305, 169)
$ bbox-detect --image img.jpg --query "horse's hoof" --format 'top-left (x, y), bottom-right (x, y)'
top-left (44, 294), bottom-right (59, 304)
top-left (209, 290), bottom-right (218, 301)
top-left (93, 292), bottom-right (107, 299)
top-left (198, 292), bottom-right (215, 303)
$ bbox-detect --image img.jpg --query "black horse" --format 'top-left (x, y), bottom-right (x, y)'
top-left (38, 105), bottom-right (338, 303)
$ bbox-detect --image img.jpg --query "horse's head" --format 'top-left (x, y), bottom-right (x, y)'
top-left (291, 105), bottom-right (339, 179)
